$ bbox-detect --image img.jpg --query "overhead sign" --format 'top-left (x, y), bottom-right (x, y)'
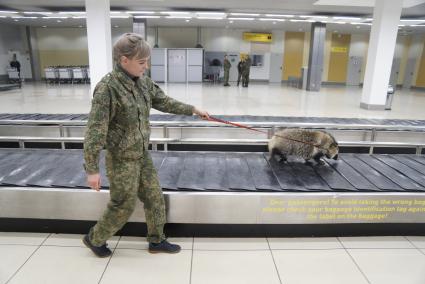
top-left (331, 46), bottom-right (348, 53)
top-left (243, 32), bottom-right (272, 43)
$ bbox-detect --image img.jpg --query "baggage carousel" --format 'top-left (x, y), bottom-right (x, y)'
top-left (1, 114), bottom-right (425, 236)
top-left (1, 149), bottom-right (425, 226)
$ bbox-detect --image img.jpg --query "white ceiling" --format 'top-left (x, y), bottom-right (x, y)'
top-left (0, 0), bottom-right (424, 34)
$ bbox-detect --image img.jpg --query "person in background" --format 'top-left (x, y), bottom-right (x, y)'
top-left (242, 54), bottom-right (252, 87)
top-left (223, 54), bottom-right (231, 87)
top-left (236, 55), bottom-right (245, 87)
top-left (10, 54), bottom-right (21, 79)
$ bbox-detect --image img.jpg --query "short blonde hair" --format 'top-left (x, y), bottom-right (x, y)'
top-left (113, 33), bottom-right (151, 62)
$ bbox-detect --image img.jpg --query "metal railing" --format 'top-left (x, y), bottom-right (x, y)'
top-left (0, 136), bottom-right (423, 155)
top-left (0, 119), bottom-right (424, 154)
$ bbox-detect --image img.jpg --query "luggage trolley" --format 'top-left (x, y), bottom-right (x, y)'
top-left (44, 67), bottom-right (59, 84)
top-left (58, 67), bottom-right (73, 84)
top-left (6, 68), bottom-right (21, 85)
top-left (72, 67), bottom-right (85, 84)
top-left (85, 67), bottom-right (90, 84)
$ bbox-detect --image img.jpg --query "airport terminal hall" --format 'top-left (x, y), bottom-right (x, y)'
top-left (2, 0), bottom-right (425, 283)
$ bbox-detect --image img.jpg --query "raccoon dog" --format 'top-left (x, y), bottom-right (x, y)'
top-left (268, 128), bottom-right (339, 165)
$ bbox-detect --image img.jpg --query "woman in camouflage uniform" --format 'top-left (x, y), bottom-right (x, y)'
top-left (83, 33), bottom-right (209, 257)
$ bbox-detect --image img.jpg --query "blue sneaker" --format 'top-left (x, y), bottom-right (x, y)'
top-left (149, 240), bottom-right (181, 254)
top-left (82, 235), bottom-right (112, 258)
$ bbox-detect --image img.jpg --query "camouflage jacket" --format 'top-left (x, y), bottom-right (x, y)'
top-left (242, 57), bottom-right (251, 75)
top-left (223, 59), bottom-right (231, 71)
top-left (84, 65), bottom-right (194, 174)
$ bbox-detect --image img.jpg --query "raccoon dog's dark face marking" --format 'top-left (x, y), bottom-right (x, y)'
top-left (325, 142), bottom-right (339, 160)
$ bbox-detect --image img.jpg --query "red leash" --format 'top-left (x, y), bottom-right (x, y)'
top-left (207, 116), bottom-right (322, 149)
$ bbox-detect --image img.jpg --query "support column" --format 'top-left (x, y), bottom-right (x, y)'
top-left (196, 27), bottom-right (203, 48)
top-left (360, 0), bottom-right (403, 109)
top-left (154, 27), bottom-right (159, 48)
top-left (306, 22), bottom-right (326, 91)
top-left (26, 26), bottom-right (40, 81)
top-left (85, 0), bottom-right (112, 95)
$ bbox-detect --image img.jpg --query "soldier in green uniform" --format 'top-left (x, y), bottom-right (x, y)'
top-left (242, 54), bottom-right (252, 87)
top-left (223, 54), bottom-right (231, 87)
top-left (82, 33), bottom-right (209, 257)
top-left (236, 55), bottom-right (245, 87)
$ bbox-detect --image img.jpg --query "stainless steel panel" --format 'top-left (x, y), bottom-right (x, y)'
top-left (2, 187), bottom-right (425, 224)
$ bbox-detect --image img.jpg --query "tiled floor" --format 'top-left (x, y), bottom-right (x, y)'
top-left (0, 82), bottom-right (424, 119)
top-left (1, 232), bottom-right (425, 284)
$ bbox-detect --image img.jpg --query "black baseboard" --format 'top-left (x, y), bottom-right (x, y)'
top-left (2, 218), bottom-right (425, 237)
top-left (0, 143), bottom-right (420, 154)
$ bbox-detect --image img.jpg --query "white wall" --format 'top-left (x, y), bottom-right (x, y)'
top-left (157, 27), bottom-right (197, 48)
top-left (249, 53), bottom-right (271, 80)
top-left (36, 27), bottom-right (131, 51)
top-left (201, 28), bottom-right (251, 53)
top-left (0, 24), bottom-right (28, 76)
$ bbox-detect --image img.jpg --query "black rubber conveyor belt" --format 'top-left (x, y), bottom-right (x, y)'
top-left (0, 149), bottom-right (424, 193)
top-left (1, 113), bottom-right (425, 128)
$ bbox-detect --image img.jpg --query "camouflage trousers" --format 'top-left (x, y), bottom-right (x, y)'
top-left (237, 72), bottom-right (242, 86)
top-left (223, 69), bottom-right (230, 85)
top-left (89, 150), bottom-right (166, 245)
top-left (242, 72), bottom-right (250, 87)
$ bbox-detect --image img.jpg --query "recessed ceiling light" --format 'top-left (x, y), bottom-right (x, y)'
top-left (79, 25), bottom-right (83, 28)
top-left (290, 19), bottom-right (314, 22)
top-left (350, 22), bottom-right (371, 25)
top-left (299, 15), bottom-right (328, 19)
top-left (230, 13), bottom-right (259, 16)
top-left (42, 25), bottom-right (47, 28)
top-left (229, 20), bottom-right (233, 23)
top-left (24, 11), bottom-right (53, 15)
top-left (259, 18), bottom-right (285, 22)
top-left (42, 16), bottom-right (67, 19)
top-left (59, 11), bottom-right (85, 14)
top-left (0, 10), bottom-right (18, 14)
top-left (197, 17), bottom-right (223, 20)
top-left (196, 12), bottom-right (225, 16)
top-left (161, 11), bottom-right (191, 15)
top-left (227, 17), bottom-right (254, 21)
top-left (133, 15), bottom-right (161, 19)
top-left (185, 19), bottom-right (190, 22)
top-left (166, 16), bottom-right (192, 19)
top-left (134, 15), bottom-right (160, 19)
top-left (14, 19), bottom-right (19, 21)
top-left (57, 20), bottom-right (62, 22)
top-left (400, 19), bottom-right (425, 22)
top-left (333, 16), bottom-right (361, 20)
top-left (126, 11), bottom-right (155, 14)
top-left (265, 14), bottom-right (294, 18)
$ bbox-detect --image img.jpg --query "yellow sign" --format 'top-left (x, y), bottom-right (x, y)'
top-left (243, 32), bottom-right (272, 43)
top-left (331, 46), bottom-right (348, 53)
